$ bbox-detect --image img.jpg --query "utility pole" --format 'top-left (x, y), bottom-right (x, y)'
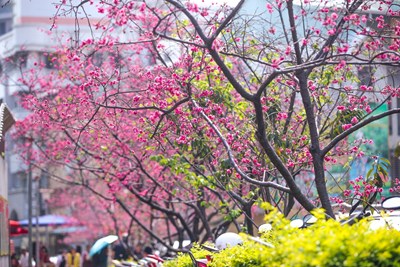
top-left (27, 140), bottom-right (32, 267)
top-left (35, 176), bottom-right (40, 267)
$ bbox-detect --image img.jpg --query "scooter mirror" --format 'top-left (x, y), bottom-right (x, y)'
top-left (382, 196), bottom-right (400, 210)
top-left (201, 244), bottom-right (219, 252)
top-left (258, 223), bottom-right (272, 233)
top-left (340, 212), bottom-right (362, 226)
top-left (303, 214), bottom-right (317, 225)
top-left (215, 232), bottom-right (243, 250)
top-left (290, 219), bottom-right (304, 228)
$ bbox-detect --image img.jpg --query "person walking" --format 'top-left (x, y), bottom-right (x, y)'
top-left (19, 248), bottom-right (30, 267)
top-left (113, 242), bottom-right (128, 261)
top-left (56, 250), bottom-right (67, 267)
top-left (11, 253), bottom-right (21, 267)
top-left (91, 246), bottom-right (108, 267)
top-left (133, 244), bottom-right (143, 261)
top-left (39, 246), bottom-right (51, 267)
top-left (66, 247), bottom-right (81, 267)
top-left (81, 245), bottom-right (92, 267)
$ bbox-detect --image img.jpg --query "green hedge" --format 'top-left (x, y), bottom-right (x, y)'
top-left (164, 208), bottom-right (400, 267)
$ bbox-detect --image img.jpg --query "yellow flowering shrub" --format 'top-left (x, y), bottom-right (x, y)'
top-left (165, 206), bottom-right (400, 267)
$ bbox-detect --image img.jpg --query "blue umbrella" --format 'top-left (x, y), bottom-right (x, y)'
top-left (89, 235), bottom-right (118, 257)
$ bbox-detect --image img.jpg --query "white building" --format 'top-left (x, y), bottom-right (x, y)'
top-left (0, 0), bottom-right (98, 254)
top-left (0, 103), bottom-right (15, 266)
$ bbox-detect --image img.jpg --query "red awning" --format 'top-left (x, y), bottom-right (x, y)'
top-left (9, 220), bottom-right (20, 227)
top-left (9, 220), bottom-right (29, 237)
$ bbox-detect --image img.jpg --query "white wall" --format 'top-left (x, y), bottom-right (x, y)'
top-left (0, 0), bottom-right (99, 58)
top-left (0, 157), bottom-right (9, 266)
top-left (0, 158), bottom-right (6, 198)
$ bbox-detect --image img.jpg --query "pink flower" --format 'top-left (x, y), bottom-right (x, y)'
top-left (269, 27), bottom-right (276, 34)
top-left (342, 124), bottom-right (352, 131)
top-left (328, 29), bottom-right (336, 35)
top-left (177, 135), bottom-right (188, 144)
top-left (200, 10), bottom-right (209, 17)
top-left (277, 112), bottom-right (288, 120)
top-left (187, 3), bottom-right (199, 12)
top-left (337, 106), bottom-right (346, 111)
top-left (343, 190), bottom-right (351, 197)
top-left (139, 3), bottom-right (146, 12)
top-left (351, 117), bottom-right (358, 124)
top-left (361, 15), bottom-right (368, 23)
top-left (266, 3), bottom-right (273, 13)
top-left (285, 46), bottom-right (291, 55)
top-left (271, 58), bottom-right (281, 68)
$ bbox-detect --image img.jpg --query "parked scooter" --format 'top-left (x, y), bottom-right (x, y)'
top-left (112, 260), bottom-right (141, 267)
top-left (186, 196), bottom-right (400, 267)
top-left (289, 196), bottom-right (400, 228)
top-left (184, 232), bottom-right (243, 267)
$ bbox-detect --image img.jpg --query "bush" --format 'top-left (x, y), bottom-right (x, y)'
top-left (164, 208), bottom-right (400, 267)
top-left (164, 244), bottom-right (212, 267)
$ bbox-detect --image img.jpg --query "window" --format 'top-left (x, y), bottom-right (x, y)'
top-left (43, 53), bottom-right (59, 69)
top-left (10, 171), bottom-right (27, 190)
top-left (13, 51), bottom-right (28, 68)
top-left (91, 52), bottom-right (104, 67)
top-left (0, 18), bottom-right (12, 36)
top-left (0, 21), bottom-right (6, 35)
top-left (390, 148), bottom-right (400, 185)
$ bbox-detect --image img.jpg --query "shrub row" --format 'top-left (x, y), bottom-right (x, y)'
top-left (165, 208), bottom-right (400, 267)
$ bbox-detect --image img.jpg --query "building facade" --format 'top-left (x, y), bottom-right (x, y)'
top-left (0, 0), bottom-right (97, 253)
top-left (0, 103), bottom-right (15, 267)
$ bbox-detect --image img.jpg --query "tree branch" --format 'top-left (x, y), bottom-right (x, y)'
top-left (191, 99), bottom-right (291, 193)
top-left (322, 108), bottom-right (400, 156)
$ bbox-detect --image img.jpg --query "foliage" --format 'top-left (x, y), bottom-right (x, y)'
top-left (165, 208), bottom-right (400, 267)
top-left (163, 244), bottom-right (212, 267)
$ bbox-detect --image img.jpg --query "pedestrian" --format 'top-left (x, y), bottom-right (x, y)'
top-left (56, 250), bottom-right (67, 267)
top-left (133, 244), bottom-right (143, 261)
top-left (11, 253), bottom-right (21, 267)
top-left (91, 246), bottom-right (108, 267)
top-left (113, 234), bottom-right (129, 262)
top-left (138, 246), bottom-right (164, 267)
top-left (81, 245), bottom-right (92, 267)
top-left (19, 247), bottom-right (30, 267)
top-left (66, 247), bottom-right (81, 267)
top-left (39, 246), bottom-right (51, 267)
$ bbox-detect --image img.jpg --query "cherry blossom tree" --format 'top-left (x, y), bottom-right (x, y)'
top-left (48, 182), bottom-right (153, 247)
top-left (11, 0), bottom-right (400, 244)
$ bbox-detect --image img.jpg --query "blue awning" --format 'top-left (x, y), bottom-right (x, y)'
top-left (19, 214), bottom-right (77, 226)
